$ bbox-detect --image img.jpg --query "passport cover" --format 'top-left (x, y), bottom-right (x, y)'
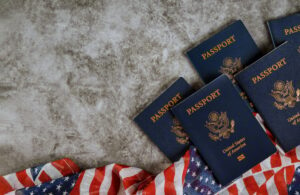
top-left (171, 75), bottom-right (276, 185)
top-left (134, 77), bottom-right (194, 161)
top-left (186, 20), bottom-right (260, 83)
top-left (235, 41), bottom-right (300, 152)
top-left (267, 13), bottom-right (300, 47)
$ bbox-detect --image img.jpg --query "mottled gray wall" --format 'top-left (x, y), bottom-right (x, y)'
top-left (0, 0), bottom-right (299, 175)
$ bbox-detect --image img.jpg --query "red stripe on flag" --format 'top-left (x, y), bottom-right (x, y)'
top-left (136, 175), bottom-right (155, 193)
top-left (123, 170), bottom-right (151, 190)
top-left (256, 183), bottom-right (269, 195)
top-left (89, 167), bottom-right (105, 195)
top-left (286, 149), bottom-right (299, 163)
top-left (107, 164), bottom-right (126, 195)
top-left (263, 170), bottom-right (274, 180)
top-left (0, 176), bottom-right (14, 194)
top-left (16, 170), bottom-right (35, 187)
top-left (182, 149), bottom-right (190, 184)
top-left (51, 158), bottom-right (80, 176)
top-left (227, 184), bottom-right (238, 195)
top-left (142, 180), bottom-right (156, 195)
top-left (163, 164), bottom-right (176, 195)
top-left (38, 171), bottom-right (52, 183)
top-left (285, 165), bottom-right (295, 185)
top-left (274, 168), bottom-right (288, 195)
top-left (251, 164), bottom-right (262, 173)
top-left (243, 176), bottom-right (259, 195)
top-left (70, 171), bottom-right (85, 195)
top-left (270, 152), bottom-right (282, 168)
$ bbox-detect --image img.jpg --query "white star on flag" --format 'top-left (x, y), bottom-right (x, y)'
top-left (56, 184), bottom-right (62, 191)
top-left (200, 176), bottom-right (203, 181)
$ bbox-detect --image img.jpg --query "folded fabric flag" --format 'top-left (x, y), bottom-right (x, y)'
top-left (0, 158), bottom-right (80, 195)
top-left (3, 113), bottom-right (300, 195)
top-left (3, 146), bottom-right (300, 195)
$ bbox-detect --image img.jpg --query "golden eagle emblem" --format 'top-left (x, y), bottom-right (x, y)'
top-left (271, 80), bottom-right (300, 110)
top-left (220, 57), bottom-right (242, 75)
top-left (205, 112), bottom-right (235, 142)
top-left (171, 118), bottom-right (189, 144)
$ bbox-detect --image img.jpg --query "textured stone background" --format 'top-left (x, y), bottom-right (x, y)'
top-left (0, 0), bottom-right (299, 175)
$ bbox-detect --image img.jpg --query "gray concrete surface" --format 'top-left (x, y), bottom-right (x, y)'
top-left (0, 0), bottom-right (299, 175)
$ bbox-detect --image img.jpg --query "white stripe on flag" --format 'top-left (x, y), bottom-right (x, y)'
top-left (265, 176), bottom-right (279, 195)
top-left (80, 168), bottom-right (96, 194)
top-left (3, 173), bottom-right (24, 189)
top-left (174, 157), bottom-right (185, 195)
top-left (99, 164), bottom-right (114, 194)
top-left (43, 163), bottom-right (63, 179)
top-left (154, 172), bottom-right (165, 195)
top-left (119, 167), bottom-right (141, 179)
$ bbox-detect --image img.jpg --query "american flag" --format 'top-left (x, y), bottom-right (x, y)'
top-left (2, 113), bottom-right (300, 195)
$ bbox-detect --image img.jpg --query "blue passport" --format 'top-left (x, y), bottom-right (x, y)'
top-left (267, 13), bottom-right (300, 47)
top-left (134, 77), bottom-right (194, 161)
top-left (235, 41), bottom-right (300, 152)
top-left (171, 75), bottom-right (276, 185)
top-left (186, 20), bottom-right (260, 83)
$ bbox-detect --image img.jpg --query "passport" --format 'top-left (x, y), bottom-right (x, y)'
top-left (235, 41), bottom-right (300, 152)
top-left (186, 20), bottom-right (260, 83)
top-left (134, 77), bottom-right (194, 161)
top-left (171, 75), bottom-right (276, 185)
top-left (267, 13), bottom-right (300, 47)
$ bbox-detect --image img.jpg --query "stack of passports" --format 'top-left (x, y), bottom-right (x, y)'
top-left (134, 78), bottom-right (194, 161)
top-left (236, 41), bottom-right (300, 152)
top-left (268, 13), bottom-right (300, 47)
top-left (171, 75), bottom-right (276, 185)
top-left (186, 20), bottom-right (260, 83)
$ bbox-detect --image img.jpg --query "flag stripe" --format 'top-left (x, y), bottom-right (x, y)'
top-left (38, 171), bottom-right (52, 183)
top-left (273, 168), bottom-right (287, 195)
top-left (285, 165), bottom-right (295, 185)
top-left (79, 169), bottom-right (95, 194)
top-left (182, 150), bottom-right (190, 184)
top-left (122, 170), bottom-right (150, 190)
top-left (16, 170), bottom-right (35, 187)
top-left (154, 171), bottom-right (165, 194)
top-left (163, 164), bottom-right (176, 195)
top-left (99, 164), bottom-right (113, 194)
top-left (174, 157), bottom-right (185, 195)
top-left (270, 152), bottom-right (282, 168)
top-left (3, 174), bottom-right (24, 189)
top-left (243, 176), bottom-right (259, 194)
top-left (227, 184), bottom-right (238, 195)
top-left (107, 164), bottom-right (122, 195)
top-left (89, 167), bottom-right (105, 195)
top-left (0, 176), bottom-right (13, 194)
top-left (141, 180), bottom-right (155, 195)
top-left (70, 171), bottom-right (85, 195)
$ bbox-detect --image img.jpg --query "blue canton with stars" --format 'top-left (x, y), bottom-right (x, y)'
top-left (16, 173), bottom-right (79, 195)
top-left (288, 166), bottom-right (300, 195)
top-left (183, 146), bottom-right (222, 195)
top-left (30, 164), bottom-right (44, 181)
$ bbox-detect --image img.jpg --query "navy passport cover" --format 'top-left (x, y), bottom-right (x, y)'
top-left (186, 20), bottom-right (260, 83)
top-left (236, 41), bottom-right (300, 152)
top-left (134, 78), bottom-right (194, 161)
top-left (267, 13), bottom-right (300, 47)
top-left (171, 75), bottom-right (276, 185)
